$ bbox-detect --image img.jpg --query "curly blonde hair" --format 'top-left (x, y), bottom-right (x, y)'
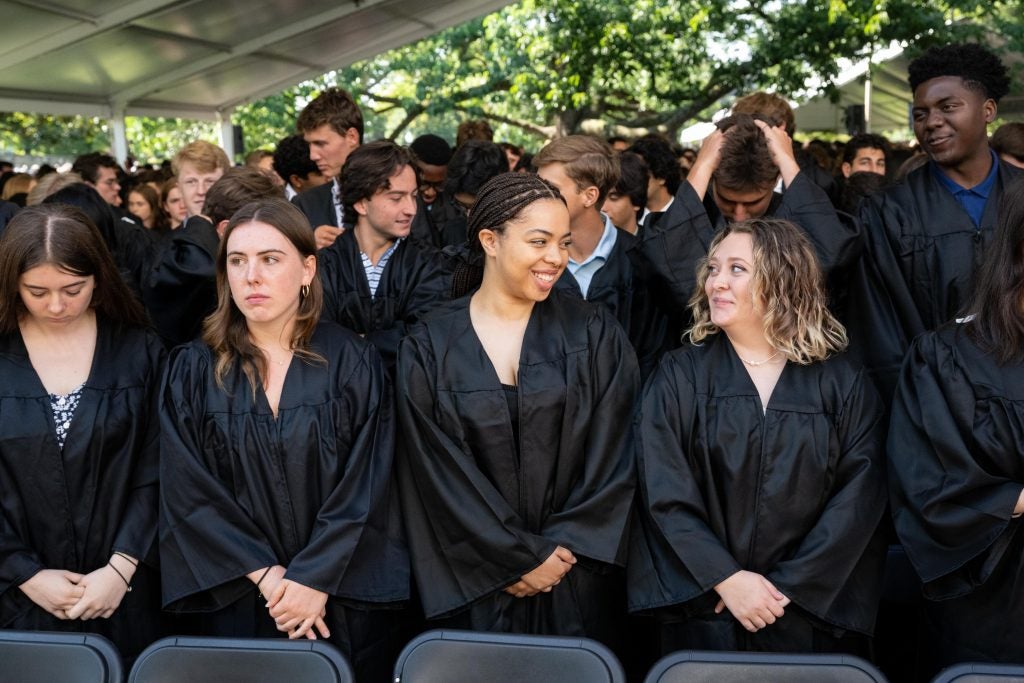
top-left (687, 218), bottom-right (847, 364)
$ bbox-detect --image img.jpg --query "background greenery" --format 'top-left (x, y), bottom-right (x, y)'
top-left (2, 0), bottom-right (1022, 164)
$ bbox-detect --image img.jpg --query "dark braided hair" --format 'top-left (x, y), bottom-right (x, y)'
top-left (450, 172), bottom-right (565, 298)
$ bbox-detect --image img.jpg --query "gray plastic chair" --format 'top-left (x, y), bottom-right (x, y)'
top-left (932, 662), bottom-right (1024, 683)
top-left (393, 629), bottom-right (626, 683)
top-left (0, 630), bottom-right (123, 683)
top-left (644, 650), bottom-right (889, 683)
top-left (127, 636), bottom-right (353, 683)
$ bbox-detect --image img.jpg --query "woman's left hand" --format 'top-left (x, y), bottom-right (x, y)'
top-left (65, 564), bottom-right (132, 620)
top-left (267, 579), bottom-right (330, 640)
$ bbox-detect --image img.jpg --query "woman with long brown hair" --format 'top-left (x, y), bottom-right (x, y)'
top-left (159, 197), bottom-right (407, 681)
top-left (629, 217), bottom-right (887, 656)
top-left (0, 204), bottom-right (164, 661)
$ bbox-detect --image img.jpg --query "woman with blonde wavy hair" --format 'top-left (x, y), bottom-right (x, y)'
top-left (158, 198), bottom-right (408, 681)
top-left (628, 217), bottom-right (887, 657)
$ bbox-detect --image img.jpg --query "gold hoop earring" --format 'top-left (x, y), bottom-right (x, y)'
top-left (300, 283), bottom-right (310, 299)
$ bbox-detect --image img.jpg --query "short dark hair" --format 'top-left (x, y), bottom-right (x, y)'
top-left (992, 123), bottom-right (1024, 164)
top-left (612, 151), bottom-right (650, 210)
top-left (456, 119), bottom-right (494, 147)
top-left (908, 43), bottom-right (1010, 102)
top-left (203, 167), bottom-right (283, 225)
top-left (629, 135), bottom-right (681, 195)
top-left (843, 133), bottom-right (891, 164)
top-left (0, 204), bottom-right (147, 333)
top-left (272, 134), bottom-right (319, 184)
top-left (340, 140), bottom-right (416, 213)
top-left (296, 87), bottom-right (364, 142)
top-left (714, 114), bottom-right (779, 192)
top-left (410, 134), bottom-right (453, 166)
top-left (444, 140), bottom-right (507, 198)
top-left (71, 152), bottom-right (119, 185)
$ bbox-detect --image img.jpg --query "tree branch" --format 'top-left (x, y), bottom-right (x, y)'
top-left (453, 105), bottom-right (554, 139)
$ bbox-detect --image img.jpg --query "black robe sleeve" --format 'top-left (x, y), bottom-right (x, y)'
top-left (0, 510), bottom-right (43, 601)
top-left (281, 344), bottom-right (402, 598)
top-left (635, 181), bottom-right (715, 324)
top-left (395, 331), bottom-right (558, 617)
top-left (111, 330), bottom-right (165, 566)
top-left (888, 328), bottom-right (1023, 599)
top-left (764, 368), bottom-right (887, 629)
top-left (539, 308), bottom-right (640, 564)
top-left (772, 171), bottom-right (861, 275)
top-left (630, 353), bottom-right (744, 610)
top-left (140, 217), bottom-right (220, 347)
top-left (158, 346), bottom-right (278, 609)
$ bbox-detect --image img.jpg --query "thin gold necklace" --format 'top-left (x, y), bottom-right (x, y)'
top-left (737, 350), bottom-right (781, 367)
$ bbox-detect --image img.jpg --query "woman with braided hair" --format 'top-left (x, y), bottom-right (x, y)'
top-left (396, 172), bottom-right (640, 646)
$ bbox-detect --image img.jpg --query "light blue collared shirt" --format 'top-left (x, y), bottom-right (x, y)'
top-left (567, 214), bottom-right (617, 298)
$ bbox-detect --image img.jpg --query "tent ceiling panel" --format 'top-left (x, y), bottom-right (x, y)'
top-left (0, 3), bottom-right (82, 57)
top-left (0, 0), bottom-right (513, 118)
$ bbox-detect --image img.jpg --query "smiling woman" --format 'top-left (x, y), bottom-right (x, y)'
top-left (629, 217), bottom-right (887, 658)
top-left (158, 197), bottom-right (409, 682)
top-left (396, 173), bottom-right (640, 658)
top-left (0, 205), bottom-right (164, 663)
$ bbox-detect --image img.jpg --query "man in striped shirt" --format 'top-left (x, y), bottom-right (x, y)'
top-left (317, 140), bottom-right (450, 373)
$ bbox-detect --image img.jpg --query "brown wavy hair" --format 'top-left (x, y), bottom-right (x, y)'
top-left (202, 198), bottom-right (324, 393)
top-left (688, 217), bottom-right (846, 364)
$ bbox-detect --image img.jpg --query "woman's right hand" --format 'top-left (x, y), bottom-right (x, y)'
top-left (19, 569), bottom-right (85, 619)
top-left (508, 546), bottom-right (576, 597)
top-left (713, 569), bottom-right (790, 632)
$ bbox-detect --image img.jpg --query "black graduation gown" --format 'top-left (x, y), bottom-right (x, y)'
top-left (138, 215), bottom-right (220, 348)
top-left (638, 173), bottom-right (858, 346)
top-left (159, 321), bottom-right (408, 679)
top-left (430, 194), bottom-right (469, 248)
top-left (0, 319), bottom-right (165, 658)
top-left (318, 229), bottom-right (451, 373)
top-left (845, 160), bottom-right (1024, 400)
top-left (291, 180), bottom-right (340, 228)
top-left (629, 334), bottom-right (887, 652)
top-left (888, 323), bottom-right (1024, 666)
top-left (554, 225), bottom-right (668, 379)
top-left (395, 293), bottom-right (639, 646)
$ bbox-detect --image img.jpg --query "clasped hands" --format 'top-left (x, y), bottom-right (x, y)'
top-left (504, 545), bottom-right (576, 599)
top-left (713, 569), bottom-right (791, 633)
top-left (20, 553), bottom-right (137, 621)
top-left (250, 565), bottom-right (330, 641)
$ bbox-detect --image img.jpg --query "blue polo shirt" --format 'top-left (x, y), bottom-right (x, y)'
top-left (931, 149), bottom-right (999, 228)
top-left (567, 214), bottom-right (617, 299)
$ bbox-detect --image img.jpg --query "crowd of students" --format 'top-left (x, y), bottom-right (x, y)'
top-left (2, 41), bottom-right (1024, 682)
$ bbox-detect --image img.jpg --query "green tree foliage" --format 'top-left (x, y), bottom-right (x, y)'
top-left (2, 0), bottom-right (1022, 161)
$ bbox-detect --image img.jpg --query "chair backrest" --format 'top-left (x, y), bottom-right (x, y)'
top-left (0, 630), bottom-right (123, 683)
top-left (644, 650), bottom-right (889, 683)
top-left (932, 662), bottom-right (1024, 683)
top-left (127, 636), bottom-right (353, 683)
top-left (393, 629), bottom-right (626, 683)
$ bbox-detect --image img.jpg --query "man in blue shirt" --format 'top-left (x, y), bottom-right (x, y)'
top-left (847, 43), bottom-right (1023, 400)
top-left (535, 135), bottom-right (667, 376)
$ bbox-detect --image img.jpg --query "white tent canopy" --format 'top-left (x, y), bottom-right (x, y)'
top-left (0, 0), bottom-right (513, 159)
top-left (795, 43), bottom-right (1024, 135)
